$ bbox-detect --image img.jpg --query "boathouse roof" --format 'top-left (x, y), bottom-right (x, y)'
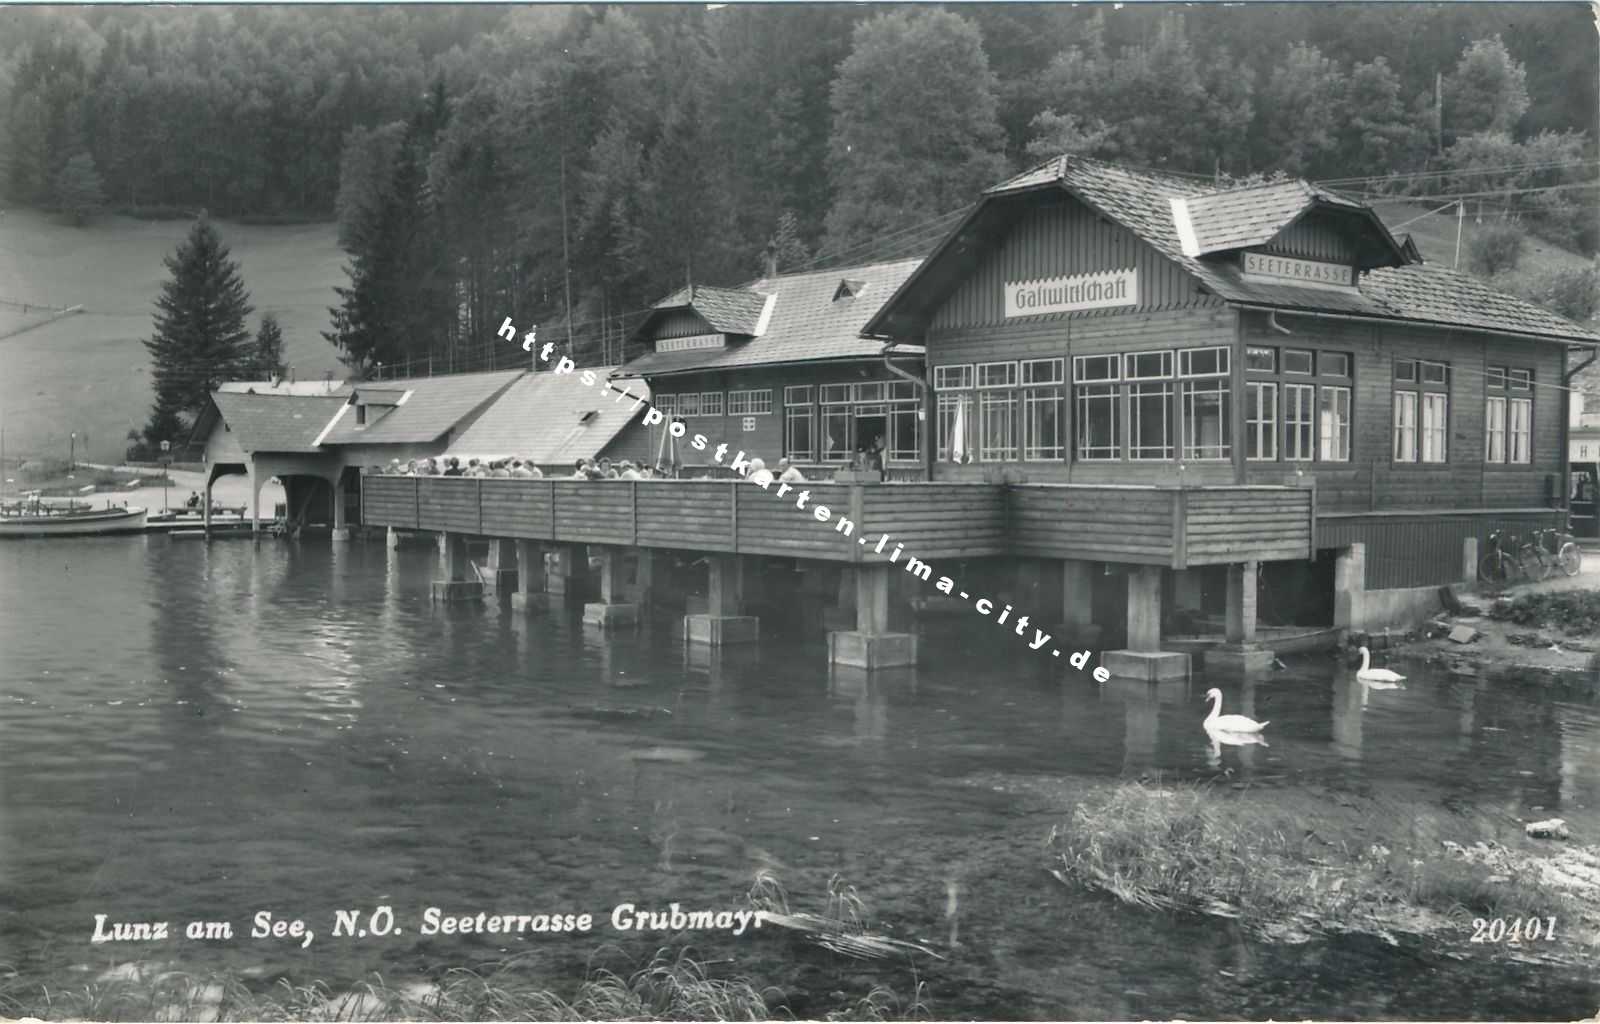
top-left (615, 259), bottom-right (925, 379)
top-left (203, 392), bottom-right (348, 454)
top-left (318, 369), bottom-right (523, 446)
top-left (865, 154), bottom-right (1599, 345)
top-left (441, 367), bottom-right (649, 465)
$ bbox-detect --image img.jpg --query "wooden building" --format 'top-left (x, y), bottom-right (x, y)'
top-left (611, 260), bottom-right (926, 478)
top-left (862, 155), bottom-right (1599, 642)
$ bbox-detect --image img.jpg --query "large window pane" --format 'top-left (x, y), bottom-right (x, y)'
top-left (1181, 380), bottom-right (1230, 460)
top-left (1509, 398), bottom-right (1531, 464)
top-left (1075, 384), bottom-right (1119, 460)
top-left (1485, 395), bottom-right (1506, 463)
top-left (1023, 388), bottom-right (1064, 460)
top-left (1422, 393), bottom-right (1448, 462)
top-left (1393, 390), bottom-right (1417, 462)
top-left (785, 405), bottom-right (814, 461)
top-left (821, 403), bottom-right (852, 462)
top-left (979, 390), bottom-right (1017, 461)
top-left (1247, 382), bottom-right (1277, 460)
top-left (889, 405), bottom-right (920, 462)
top-left (1129, 382), bottom-right (1173, 460)
top-left (1318, 386), bottom-right (1351, 461)
top-left (938, 394), bottom-right (975, 461)
top-left (1284, 383), bottom-right (1314, 461)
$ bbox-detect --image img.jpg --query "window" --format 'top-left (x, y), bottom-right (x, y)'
top-left (1422, 393), bottom-right (1448, 461)
top-left (727, 389), bottom-right (772, 415)
top-left (1509, 397), bottom-right (1532, 463)
top-left (820, 385), bottom-right (852, 462)
top-left (1485, 395), bottom-right (1507, 463)
top-left (1124, 350), bottom-right (1173, 381)
top-left (1283, 349), bottom-right (1314, 375)
top-left (887, 401), bottom-right (921, 462)
top-left (678, 393), bottom-right (702, 417)
top-left (1246, 382), bottom-right (1278, 460)
top-left (1073, 353), bottom-right (1121, 460)
top-left (1021, 359), bottom-right (1065, 461)
top-left (853, 382), bottom-right (887, 403)
top-left (1284, 383), bottom-right (1315, 461)
top-left (934, 364), bottom-right (974, 390)
top-left (1319, 386), bottom-right (1351, 461)
top-left (355, 405), bottom-right (367, 426)
top-left (979, 390), bottom-right (1017, 460)
top-left (784, 386), bottom-right (814, 461)
top-left (1179, 346), bottom-right (1230, 460)
top-left (938, 393), bottom-right (976, 461)
top-left (977, 361), bottom-right (1018, 388)
top-left (1021, 358), bottom-right (1065, 386)
top-left (655, 394), bottom-right (678, 417)
top-left (700, 392), bottom-right (724, 416)
top-left (1420, 361), bottom-right (1448, 385)
top-left (1245, 346), bottom-right (1277, 373)
top-left (1486, 366), bottom-right (1507, 390)
top-left (1393, 391), bottom-right (1418, 462)
top-left (1320, 352), bottom-right (1350, 377)
top-left (1125, 351), bottom-right (1174, 460)
top-left (1508, 368), bottom-right (1532, 391)
top-left (1394, 359), bottom-right (1417, 384)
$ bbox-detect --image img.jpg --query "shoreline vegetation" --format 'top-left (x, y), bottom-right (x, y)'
top-left (1391, 585), bottom-right (1600, 682)
top-left (1, 457), bottom-right (171, 499)
top-left (1049, 780), bottom-right (1600, 962)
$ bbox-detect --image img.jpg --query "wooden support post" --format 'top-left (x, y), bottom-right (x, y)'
top-left (856, 561), bottom-right (891, 635)
top-left (584, 545), bottom-right (638, 628)
top-left (1224, 561), bottom-right (1258, 644)
top-left (707, 554), bottom-right (742, 617)
top-left (1062, 559), bottom-right (1094, 632)
top-left (331, 475), bottom-right (350, 541)
top-left (686, 555), bottom-right (758, 646)
top-left (829, 561), bottom-right (916, 669)
top-left (432, 531), bottom-right (483, 603)
top-left (512, 540), bottom-right (547, 611)
top-left (1126, 565), bottom-right (1163, 653)
top-left (482, 538), bottom-right (518, 596)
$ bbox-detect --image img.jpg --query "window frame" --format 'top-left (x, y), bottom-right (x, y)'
top-left (1246, 381), bottom-right (1278, 461)
top-left (783, 386), bottom-right (814, 462)
top-left (1282, 349), bottom-right (1314, 375)
top-left (1318, 385), bottom-right (1351, 462)
top-left (1283, 382), bottom-right (1316, 462)
top-left (1509, 396), bottom-right (1532, 464)
top-left (1485, 394), bottom-right (1507, 463)
top-left (699, 391), bottom-right (724, 417)
top-left (727, 389), bottom-right (773, 416)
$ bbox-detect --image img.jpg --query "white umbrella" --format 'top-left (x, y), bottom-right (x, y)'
top-left (951, 399), bottom-right (969, 464)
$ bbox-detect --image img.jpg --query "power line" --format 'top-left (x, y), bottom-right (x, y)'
top-left (1361, 181), bottom-right (1600, 204)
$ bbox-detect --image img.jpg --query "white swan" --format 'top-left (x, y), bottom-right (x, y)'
top-left (1356, 646), bottom-right (1406, 684)
top-left (1203, 687), bottom-right (1269, 733)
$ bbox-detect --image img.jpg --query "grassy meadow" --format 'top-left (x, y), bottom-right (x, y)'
top-left (0, 206), bottom-right (346, 465)
top-left (1373, 201), bottom-right (1593, 282)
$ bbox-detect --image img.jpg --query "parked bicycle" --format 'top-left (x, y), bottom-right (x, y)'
top-left (1533, 525), bottom-right (1583, 578)
top-left (1478, 529), bottom-right (1528, 585)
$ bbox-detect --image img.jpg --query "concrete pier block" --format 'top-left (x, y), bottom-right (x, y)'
top-left (510, 591), bottom-right (549, 612)
top-left (331, 527), bottom-right (352, 542)
top-left (1203, 644), bottom-right (1275, 674)
top-left (583, 602), bottom-right (639, 628)
top-left (828, 630), bottom-right (918, 670)
top-left (430, 580), bottom-right (484, 603)
top-left (482, 568), bottom-right (518, 596)
top-left (1102, 649), bottom-right (1191, 681)
top-left (684, 614), bottom-right (759, 646)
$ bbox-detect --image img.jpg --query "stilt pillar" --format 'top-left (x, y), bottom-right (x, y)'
top-left (1208, 560), bottom-right (1273, 673)
top-left (685, 554), bottom-right (758, 646)
top-left (249, 466), bottom-right (263, 537)
top-left (584, 546), bottom-right (639, 627)
top-left (1102, 565), bottom-right (1189, 681)
top-left (387, 526), bottom-right (401, 550)
top-left (1334, 543), bottom-right (1366, 630)
top-left (511, 540), bottom-right (548, 612)
top-left (331, 475), bottom-right (351, 541)
top-left (203, 471), bottom-right (215, 539)
top-left (545, 545), bottom-right (576, 598)
top-left (482, 538), bottom-right (518, 596)
top-left (828, 562), bottom-right (917, 669)
top-left (1061, 559), bottom-right (1099, 647)
top-left (431, 531), bottom-right (483, 603)
top-left (628, 548), bottom-right (657, 607)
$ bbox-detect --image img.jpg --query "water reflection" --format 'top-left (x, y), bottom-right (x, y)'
top-left (3, 539), bottom-right (1600, 1019)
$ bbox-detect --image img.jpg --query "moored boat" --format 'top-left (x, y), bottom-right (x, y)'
top-left (0, 499), bottom-right (149, 538)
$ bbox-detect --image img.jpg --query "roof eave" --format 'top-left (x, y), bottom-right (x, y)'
top-left (1229, 300), bottom-right (1600, 347)
top-left (860, 196), bottom-right (1004, 337)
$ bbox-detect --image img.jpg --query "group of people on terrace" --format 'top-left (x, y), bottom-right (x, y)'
top-left (364, 454), bottom-right (809, 483)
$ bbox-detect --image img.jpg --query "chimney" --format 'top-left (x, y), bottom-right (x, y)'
top-left (764, 246), bottom-right (778, 281)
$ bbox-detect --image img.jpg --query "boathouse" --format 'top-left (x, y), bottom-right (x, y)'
top-left (861, 155), bottom-right (1600, 664)
top-left (610, 260), bottom-right (927, 478)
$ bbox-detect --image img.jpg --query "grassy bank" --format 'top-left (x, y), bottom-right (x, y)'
top-left (2, 457), bottom-right (169, 497)
top-left (0, 946), bottom-right (929, 1022)
top-left (1488, 589), bottom-right (1600, 636)
top-left (1049, 781), bottom-right (1600, 954)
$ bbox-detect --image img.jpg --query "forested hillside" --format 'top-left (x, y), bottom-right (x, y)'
top-left (2, 3), bottom-right (1595, 379)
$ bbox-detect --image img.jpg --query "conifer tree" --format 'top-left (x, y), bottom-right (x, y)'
top-left (251, 313), bottom-right (286, 379)
top-left (55, 150), bottom-right (105, 225)
top-left (141, 214), bottom-right (254, 450)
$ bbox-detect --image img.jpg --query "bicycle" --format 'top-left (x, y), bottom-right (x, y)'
top-left (1478, 529), bottom-right (1522, 585)
top-left (1534, 525), bottom-right (1583, 578)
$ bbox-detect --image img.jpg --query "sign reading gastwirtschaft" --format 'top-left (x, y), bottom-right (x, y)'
top-left (1004, 268), bottom-right (1139, 318)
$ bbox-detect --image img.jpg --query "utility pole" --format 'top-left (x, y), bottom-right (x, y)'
top-left (1435, 71), bottom-right (1444, 156)
top-left (559, 77), bottom-right (574, 366)
top-left (1453, 200), bottom-right (1465, 269)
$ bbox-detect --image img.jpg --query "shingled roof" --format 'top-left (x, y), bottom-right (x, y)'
top-left (207, 392), bottom-right (346, 454)
top-left (647, 284), bottom-right (772, 336)
top-left (616, 259), bottom-right (925, 379)
top-left (443, 368), bottom-right (649, 465)
top-left (319, 370), bottom-right (523, 446)
top-left (868, 155), bottom-right (1599, 345)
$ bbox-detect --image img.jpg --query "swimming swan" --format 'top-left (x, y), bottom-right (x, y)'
top-left (1203, 687), bottom-right (1269, 733)
top-left (1356, 646), bottom-right (1406, 684)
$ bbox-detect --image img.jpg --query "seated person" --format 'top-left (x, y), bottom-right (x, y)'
top-left (617, 460), bottom-right (642, 480)
top-left (489, 459), bottom-right (511, 478)
top-left (776, 458), bottom-right (805, 483)
top-left (442, 457), bottom-right (464, 477)
top-left (572, 459), bottom-right (589, 479)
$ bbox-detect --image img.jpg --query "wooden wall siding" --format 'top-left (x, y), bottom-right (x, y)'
top-left (1259, 213), bottom-right (1360, 265)
top-left (1183, 488), bottom-right (1312, 565)
top-left (1009, 485), bottom-right (1176, 563)
top-left (736, 483), bottom-right (854, 557)
top-left (861, 484), bottom-right (1008, 559)
top-left (480, 480), bottom-right (553, 537)
top-left (415, 477), bottom-right (481, 534)
top-left (1240, 312), bottom-right (1566, 512)
top-left (362, 475), bottom-right (420, 528)
top-left (552, 481), bottom-right (633, 543)
top-left (930, 197), bottom-right (1222, 330)
top-left (654, 310), bottom-right (715, 339)
top-left (1318, 510), bottom-right (1563, 590)
top-left (636, 482), bottom-right (733, 549)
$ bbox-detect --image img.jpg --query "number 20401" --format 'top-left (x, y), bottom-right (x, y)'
top-left (1470, 917), bottom-right (1556, 943)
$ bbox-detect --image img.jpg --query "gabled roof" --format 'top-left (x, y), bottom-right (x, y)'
top-left (443, 368), bottom-right (649, 465)
top-left (867, 155), bottom-right (1599, 345)
top-left (319, 369), bottom-right (522, 445)
top-left (206, 392), bottom-right (347, 454)
top-left (615, 259), bottom-right (925, 379)
top-left (644, 284), bottom-right (772, 336)
top-left (217, 379), bottom-right (352, 396)
top-left (352, 387), bottom-right (407, 406)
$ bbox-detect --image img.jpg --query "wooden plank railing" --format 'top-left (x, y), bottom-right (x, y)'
top-left (361, 476), bottom-right (1311, 565)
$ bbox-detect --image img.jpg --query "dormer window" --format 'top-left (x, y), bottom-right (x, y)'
top-left (833, 279), bottom-right (867, 302)
top-left (355, 405), bottom-right (367, 426)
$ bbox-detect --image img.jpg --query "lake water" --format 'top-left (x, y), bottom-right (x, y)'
top-left (4, 536), bottom-right (1600, 1019)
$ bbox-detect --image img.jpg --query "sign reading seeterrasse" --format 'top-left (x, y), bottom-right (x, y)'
top-left (1241, 251), bottom-right (1356, 287)
top-left (656, 333), bottom-right (724, 353)
top-left (1004, 268), bottom-right (1138, 318)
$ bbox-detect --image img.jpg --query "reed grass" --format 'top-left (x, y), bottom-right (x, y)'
top-left (1049, 781), bottom-right (1593, 945)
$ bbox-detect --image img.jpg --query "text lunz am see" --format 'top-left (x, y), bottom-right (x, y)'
top-left (91, 903), bottom-right (762, 948)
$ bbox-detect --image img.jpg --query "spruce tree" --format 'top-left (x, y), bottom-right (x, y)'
top-left (251, 313), bottom-right (286, 379)
top-left (141, 214), bottom-right (254, 450)
top-left (55, 151), bottom-right (106, 225)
